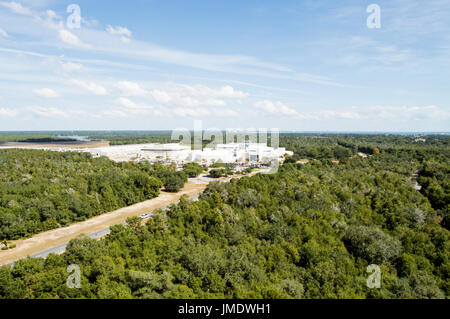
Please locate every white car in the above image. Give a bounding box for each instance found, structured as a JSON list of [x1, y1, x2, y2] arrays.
[[139, 213, 153, 219]]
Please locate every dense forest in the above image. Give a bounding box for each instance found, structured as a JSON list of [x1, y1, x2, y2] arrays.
[[280, 134, 449, 161], [0, 132, 77, 144], [0, 133, 448, 299], [0, 149, 197, 240]]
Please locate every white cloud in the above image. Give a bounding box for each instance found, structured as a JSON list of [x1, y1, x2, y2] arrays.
[[0, 28, 8, 38], [108, 97, 158, 117], [102, 109, 128, 118], [106, 25, 132, 44], [176, 96, 225, 107], [0, 107, 18, 117], [220, 85, 248, 98], [109, 85, 243, 118], [171, 84, 247, 99], [171, 106, 237, 118], [253, 101, 450, 121], [155, 93, 224, 107], [59, 29, 80, 45], [26, 106, 86, 118], [45, 9, 57, 19], [216, 108, 239, 117], [58, 29, 90, 48], [318, 110, 363, 120], [115, 81, 148, 97], [197, 85, 248, 99], [116, 97, 151, 110], [313, 105, 450, 121], [152, 89, 172, 104], [33, 88, 59, 98], [149, 84, 248, 108], [120, 36, 131, 44], [254, 104, 450, 121], [61, 62, 83, 73], [43, 9, 63, 30], [0, 3, 351, 88], [70, 79, 108, 95], [106, 25, 132, 37], [0, 1, 32, 16], [28, 106, 68, 118], [363, 105, 450, 120], [254, 100, 299, 116], [172, 107, 209, 117]]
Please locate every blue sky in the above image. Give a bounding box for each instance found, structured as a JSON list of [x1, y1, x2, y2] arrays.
[[0, 0, 449, 131]]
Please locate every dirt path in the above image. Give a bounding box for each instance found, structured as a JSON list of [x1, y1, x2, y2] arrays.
[[0, 172, 260, 266]]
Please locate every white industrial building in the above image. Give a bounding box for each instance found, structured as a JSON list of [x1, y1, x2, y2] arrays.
[[0, 142, 293, 165], [188, 143, 293, 164], [86, 142, 293, 164]]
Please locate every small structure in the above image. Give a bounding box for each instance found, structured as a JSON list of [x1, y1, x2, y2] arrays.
[[357, 152, 368, 158]]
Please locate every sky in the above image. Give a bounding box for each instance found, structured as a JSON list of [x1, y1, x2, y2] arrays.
[[0, 0, 449, 132]]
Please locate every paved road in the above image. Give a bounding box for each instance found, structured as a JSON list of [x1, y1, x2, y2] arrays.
[[1, 171, 265, 268], [3, 194, 200, 267]]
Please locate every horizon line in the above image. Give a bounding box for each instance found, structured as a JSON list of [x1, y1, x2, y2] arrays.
[[0, 130, 449, 135]]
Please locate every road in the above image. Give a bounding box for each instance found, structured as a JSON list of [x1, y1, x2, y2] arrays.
[[0, 171, 262, 266], [25, 195, 198, 263]]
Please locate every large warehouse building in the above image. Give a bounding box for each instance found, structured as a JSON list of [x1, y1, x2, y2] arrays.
[[87, 142, 293, 164]]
